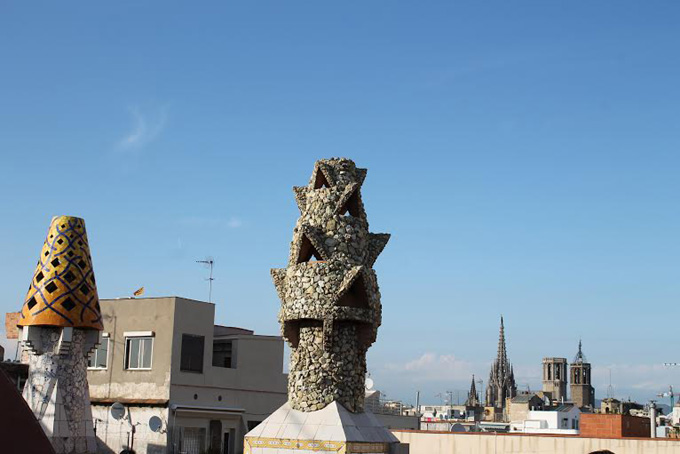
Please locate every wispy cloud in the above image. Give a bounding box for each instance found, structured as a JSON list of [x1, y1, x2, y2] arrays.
[[177, 216, 244, 229], [375, 355, 677, 406], [592, 363, 676, 394], [226, 217, 243, 228], [117, 105, 169, 150], [169, 236, 186, 260], [385, 352, 477, 382]]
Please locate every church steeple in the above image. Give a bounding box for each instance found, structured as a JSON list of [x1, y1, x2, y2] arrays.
[[485, 316, 517, 411], [497, 315, 507, 365], [570, 339, 594, 409], [573, 338, 587, 363], [466, 375, 479, 406]]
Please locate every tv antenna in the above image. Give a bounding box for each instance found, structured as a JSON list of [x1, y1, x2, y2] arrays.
[[196, 257, 214, 303]]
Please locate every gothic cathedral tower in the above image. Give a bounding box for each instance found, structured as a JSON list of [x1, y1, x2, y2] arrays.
[[542, 357, 568, 403], [570, 340, 595, 409], [485, 317, 517, 410]]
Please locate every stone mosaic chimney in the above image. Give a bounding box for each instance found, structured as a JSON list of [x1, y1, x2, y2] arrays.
[[18, 216, 102, 454], [245, 159, 407, 454], [271, 158, 390, 413]]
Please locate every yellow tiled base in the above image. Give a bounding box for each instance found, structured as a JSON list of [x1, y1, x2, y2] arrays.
[[244, 437, 389, 454]]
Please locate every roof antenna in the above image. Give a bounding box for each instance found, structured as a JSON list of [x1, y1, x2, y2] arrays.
[[196, 257, 215, 303]]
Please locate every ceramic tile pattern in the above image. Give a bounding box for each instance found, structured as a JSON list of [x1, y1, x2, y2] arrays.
[[19, 215, 103, 330], [18, 215, 102, 453]]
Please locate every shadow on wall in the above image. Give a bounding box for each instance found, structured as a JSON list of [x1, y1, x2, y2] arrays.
[[147, 445, 165, 454], [95, 438, 164, 454], [96, 437, 115, 454]]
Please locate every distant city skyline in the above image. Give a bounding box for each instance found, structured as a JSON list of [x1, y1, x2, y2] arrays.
[[2, 2, 680, 408]]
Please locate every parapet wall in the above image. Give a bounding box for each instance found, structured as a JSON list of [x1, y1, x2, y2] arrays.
[[392, 430, 680, 454]]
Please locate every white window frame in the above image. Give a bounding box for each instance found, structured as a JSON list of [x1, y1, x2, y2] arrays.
[[88, 334, 110, 370], [124, 335, 154, 370]]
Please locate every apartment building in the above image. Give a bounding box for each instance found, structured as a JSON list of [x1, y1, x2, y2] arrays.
[[510, 404, 581, 435], [87, 297, 287, 454]]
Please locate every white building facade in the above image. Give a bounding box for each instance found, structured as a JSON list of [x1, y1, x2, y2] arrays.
[[87, 297, 287, 454], [510, 405, 581, 435]]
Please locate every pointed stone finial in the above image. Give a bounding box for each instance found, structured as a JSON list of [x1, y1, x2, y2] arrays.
[[466, 374, 479, 406], [497, 315, 507, 363], [574, 338, 588, 363]]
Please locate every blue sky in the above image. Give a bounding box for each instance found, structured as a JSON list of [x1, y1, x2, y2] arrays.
[[1, 1, 680, 406]]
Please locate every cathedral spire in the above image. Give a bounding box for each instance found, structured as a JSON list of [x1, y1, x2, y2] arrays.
[[466, 375, 479, 406], [486, 316, 517, 410], [497, 315, 507, 365], [573, 338, 588, 363]]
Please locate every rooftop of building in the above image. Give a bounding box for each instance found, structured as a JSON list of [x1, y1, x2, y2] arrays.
[[511, 394, 540, 403], [98, 296, 281, 340], [391, 428, 680, 442], [101, 295, 213, 305], [214, 325, 255, 337], [553, 404, 577, 412], [0, 369, 56, 453]]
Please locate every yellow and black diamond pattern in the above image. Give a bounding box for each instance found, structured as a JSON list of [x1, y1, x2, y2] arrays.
[[18, 215, 103, 330]]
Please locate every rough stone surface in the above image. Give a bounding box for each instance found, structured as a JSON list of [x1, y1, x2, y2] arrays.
[[22, 327, 98, 454], [272, 158, 390, 413]]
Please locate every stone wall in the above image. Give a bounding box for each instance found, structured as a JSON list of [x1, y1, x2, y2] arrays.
[[23, 327, 99, 453], [91, 405, 168, 454], [571, 382, 595, 409], [393, 430, 680, 454], [288, 322, 366, 412]]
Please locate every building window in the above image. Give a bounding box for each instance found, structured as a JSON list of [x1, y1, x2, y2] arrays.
[[88, 337, 109, 369], [177, 427, 206, 454], [125, 337, 153, 370], [213, 340, 234, 368], [180, 334, 205, 373]]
